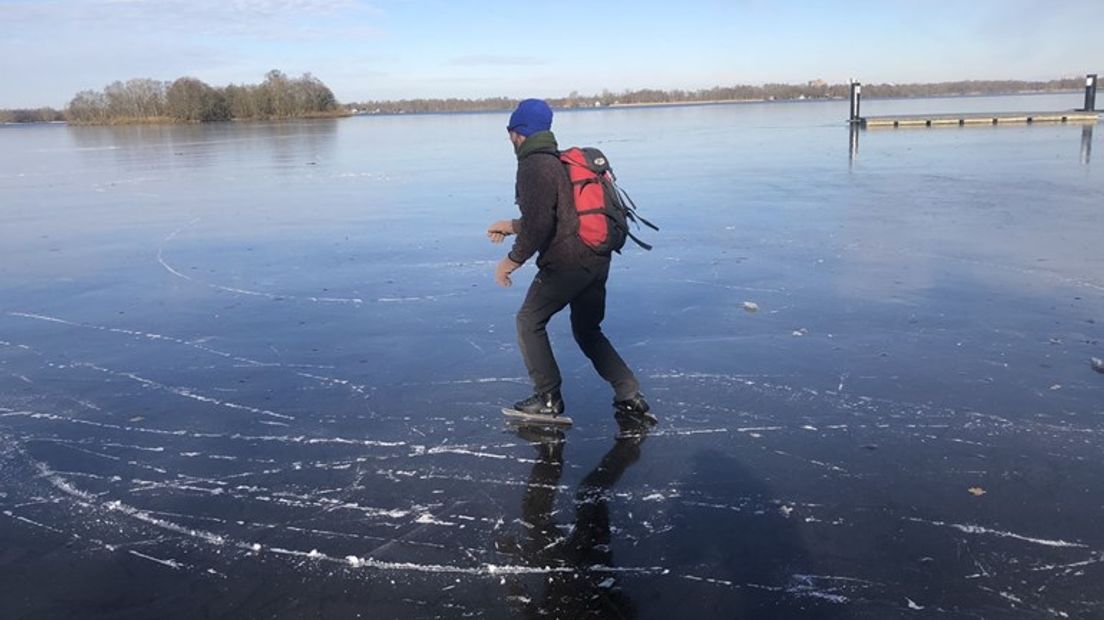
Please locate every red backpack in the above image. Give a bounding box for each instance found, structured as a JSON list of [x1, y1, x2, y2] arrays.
[[559, 147, 657, 254]]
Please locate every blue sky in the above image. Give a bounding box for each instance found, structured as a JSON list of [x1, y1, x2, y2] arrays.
[[1, 0, 1099, 107]]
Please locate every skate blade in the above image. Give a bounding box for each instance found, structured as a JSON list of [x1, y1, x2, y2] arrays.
[[501, 408, 574, 427]]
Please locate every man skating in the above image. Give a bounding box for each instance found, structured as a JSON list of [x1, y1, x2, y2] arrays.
[[487, 98, 653, 425]]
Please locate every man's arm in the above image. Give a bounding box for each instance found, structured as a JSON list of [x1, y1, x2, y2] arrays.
[[486, 219, 516, 244], [507, 163, 556, 265]]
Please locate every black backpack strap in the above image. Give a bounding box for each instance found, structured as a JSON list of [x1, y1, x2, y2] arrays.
[[626, 230, 653, 251], [628, 209, 659, 232], [616, 186, 659, 231], [606, 216, 652, 251]]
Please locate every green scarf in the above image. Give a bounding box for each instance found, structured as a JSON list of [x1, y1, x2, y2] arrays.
[[515, 130, 558, 160]]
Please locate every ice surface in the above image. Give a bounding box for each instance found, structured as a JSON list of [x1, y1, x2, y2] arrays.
[[1, 96, 1103, 618]]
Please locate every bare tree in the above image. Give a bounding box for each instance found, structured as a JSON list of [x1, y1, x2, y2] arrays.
[[67, 90, 109, 123], [166, 77, 229, 122]]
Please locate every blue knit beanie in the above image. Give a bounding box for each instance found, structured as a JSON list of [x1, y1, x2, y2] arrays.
[[507, 99, 553, 136]]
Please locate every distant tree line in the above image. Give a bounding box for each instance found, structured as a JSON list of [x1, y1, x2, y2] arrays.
[[860, 78, 1085, 99], [349, 96, 518, 115], [61, 70, 339, 124], [1, 76, 1088, 123], [348, 78, 1085, 114], [0, 107, 65, 123]]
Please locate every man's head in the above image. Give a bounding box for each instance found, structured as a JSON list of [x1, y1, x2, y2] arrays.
[[507, 98, 553, 147]]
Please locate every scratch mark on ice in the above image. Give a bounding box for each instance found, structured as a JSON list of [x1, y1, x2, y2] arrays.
[[908, 518, 1088, 548], [128, 550, 183, 570]]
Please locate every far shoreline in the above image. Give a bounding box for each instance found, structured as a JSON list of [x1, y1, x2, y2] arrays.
[[1, 90, 1085, 126], [348, 89, 1085, 118]]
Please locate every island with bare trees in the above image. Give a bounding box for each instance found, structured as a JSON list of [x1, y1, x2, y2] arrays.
[[58, 70, 341, 125]]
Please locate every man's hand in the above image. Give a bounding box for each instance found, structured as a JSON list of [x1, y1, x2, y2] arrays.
[[487, 219, 516, 244], [494, 256, 522, 287]]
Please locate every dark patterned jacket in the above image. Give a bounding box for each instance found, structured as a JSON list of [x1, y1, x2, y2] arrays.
[[508, 131, 608, 271]]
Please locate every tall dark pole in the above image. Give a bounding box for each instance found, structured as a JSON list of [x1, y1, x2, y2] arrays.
[[849, 81, 862, 124], [1084, 74, 1097, 112]]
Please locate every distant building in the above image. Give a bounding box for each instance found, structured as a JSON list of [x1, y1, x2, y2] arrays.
[[807, 79, 828, 89]]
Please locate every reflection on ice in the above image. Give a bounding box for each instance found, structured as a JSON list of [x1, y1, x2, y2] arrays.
[[1082, 124, 1093, 164]]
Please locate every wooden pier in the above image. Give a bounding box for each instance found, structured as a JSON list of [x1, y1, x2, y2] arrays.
[[846, 74, 1099, 129], [861, 110, 1098, 128]]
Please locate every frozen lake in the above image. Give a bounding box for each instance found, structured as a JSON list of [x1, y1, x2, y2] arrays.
[[1, 94, 1102, 619]]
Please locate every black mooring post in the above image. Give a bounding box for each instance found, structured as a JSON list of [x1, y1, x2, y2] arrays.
[[1084, 74, 1097, 112], [849, 81, 862, 123]]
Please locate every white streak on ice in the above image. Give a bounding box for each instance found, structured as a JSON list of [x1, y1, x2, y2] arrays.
[[73, 362, 295, 421], [1032, 554, 1104, 572], [2, 411, 406, 450], [7, 313, 372, 400], [415, 513, 458, 526], [4, 509, 67, 535], [908, 518, 1088, 548], [425, 377, 527, 386], [157, 225, 365, 305], [424, 446, 509, 460], [128, 550, 183, 570], [39, 464, 227, 546]]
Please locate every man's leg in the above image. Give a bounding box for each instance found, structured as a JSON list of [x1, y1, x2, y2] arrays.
[[569, 263, 640, 401], [516, 269, 590, 395]]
